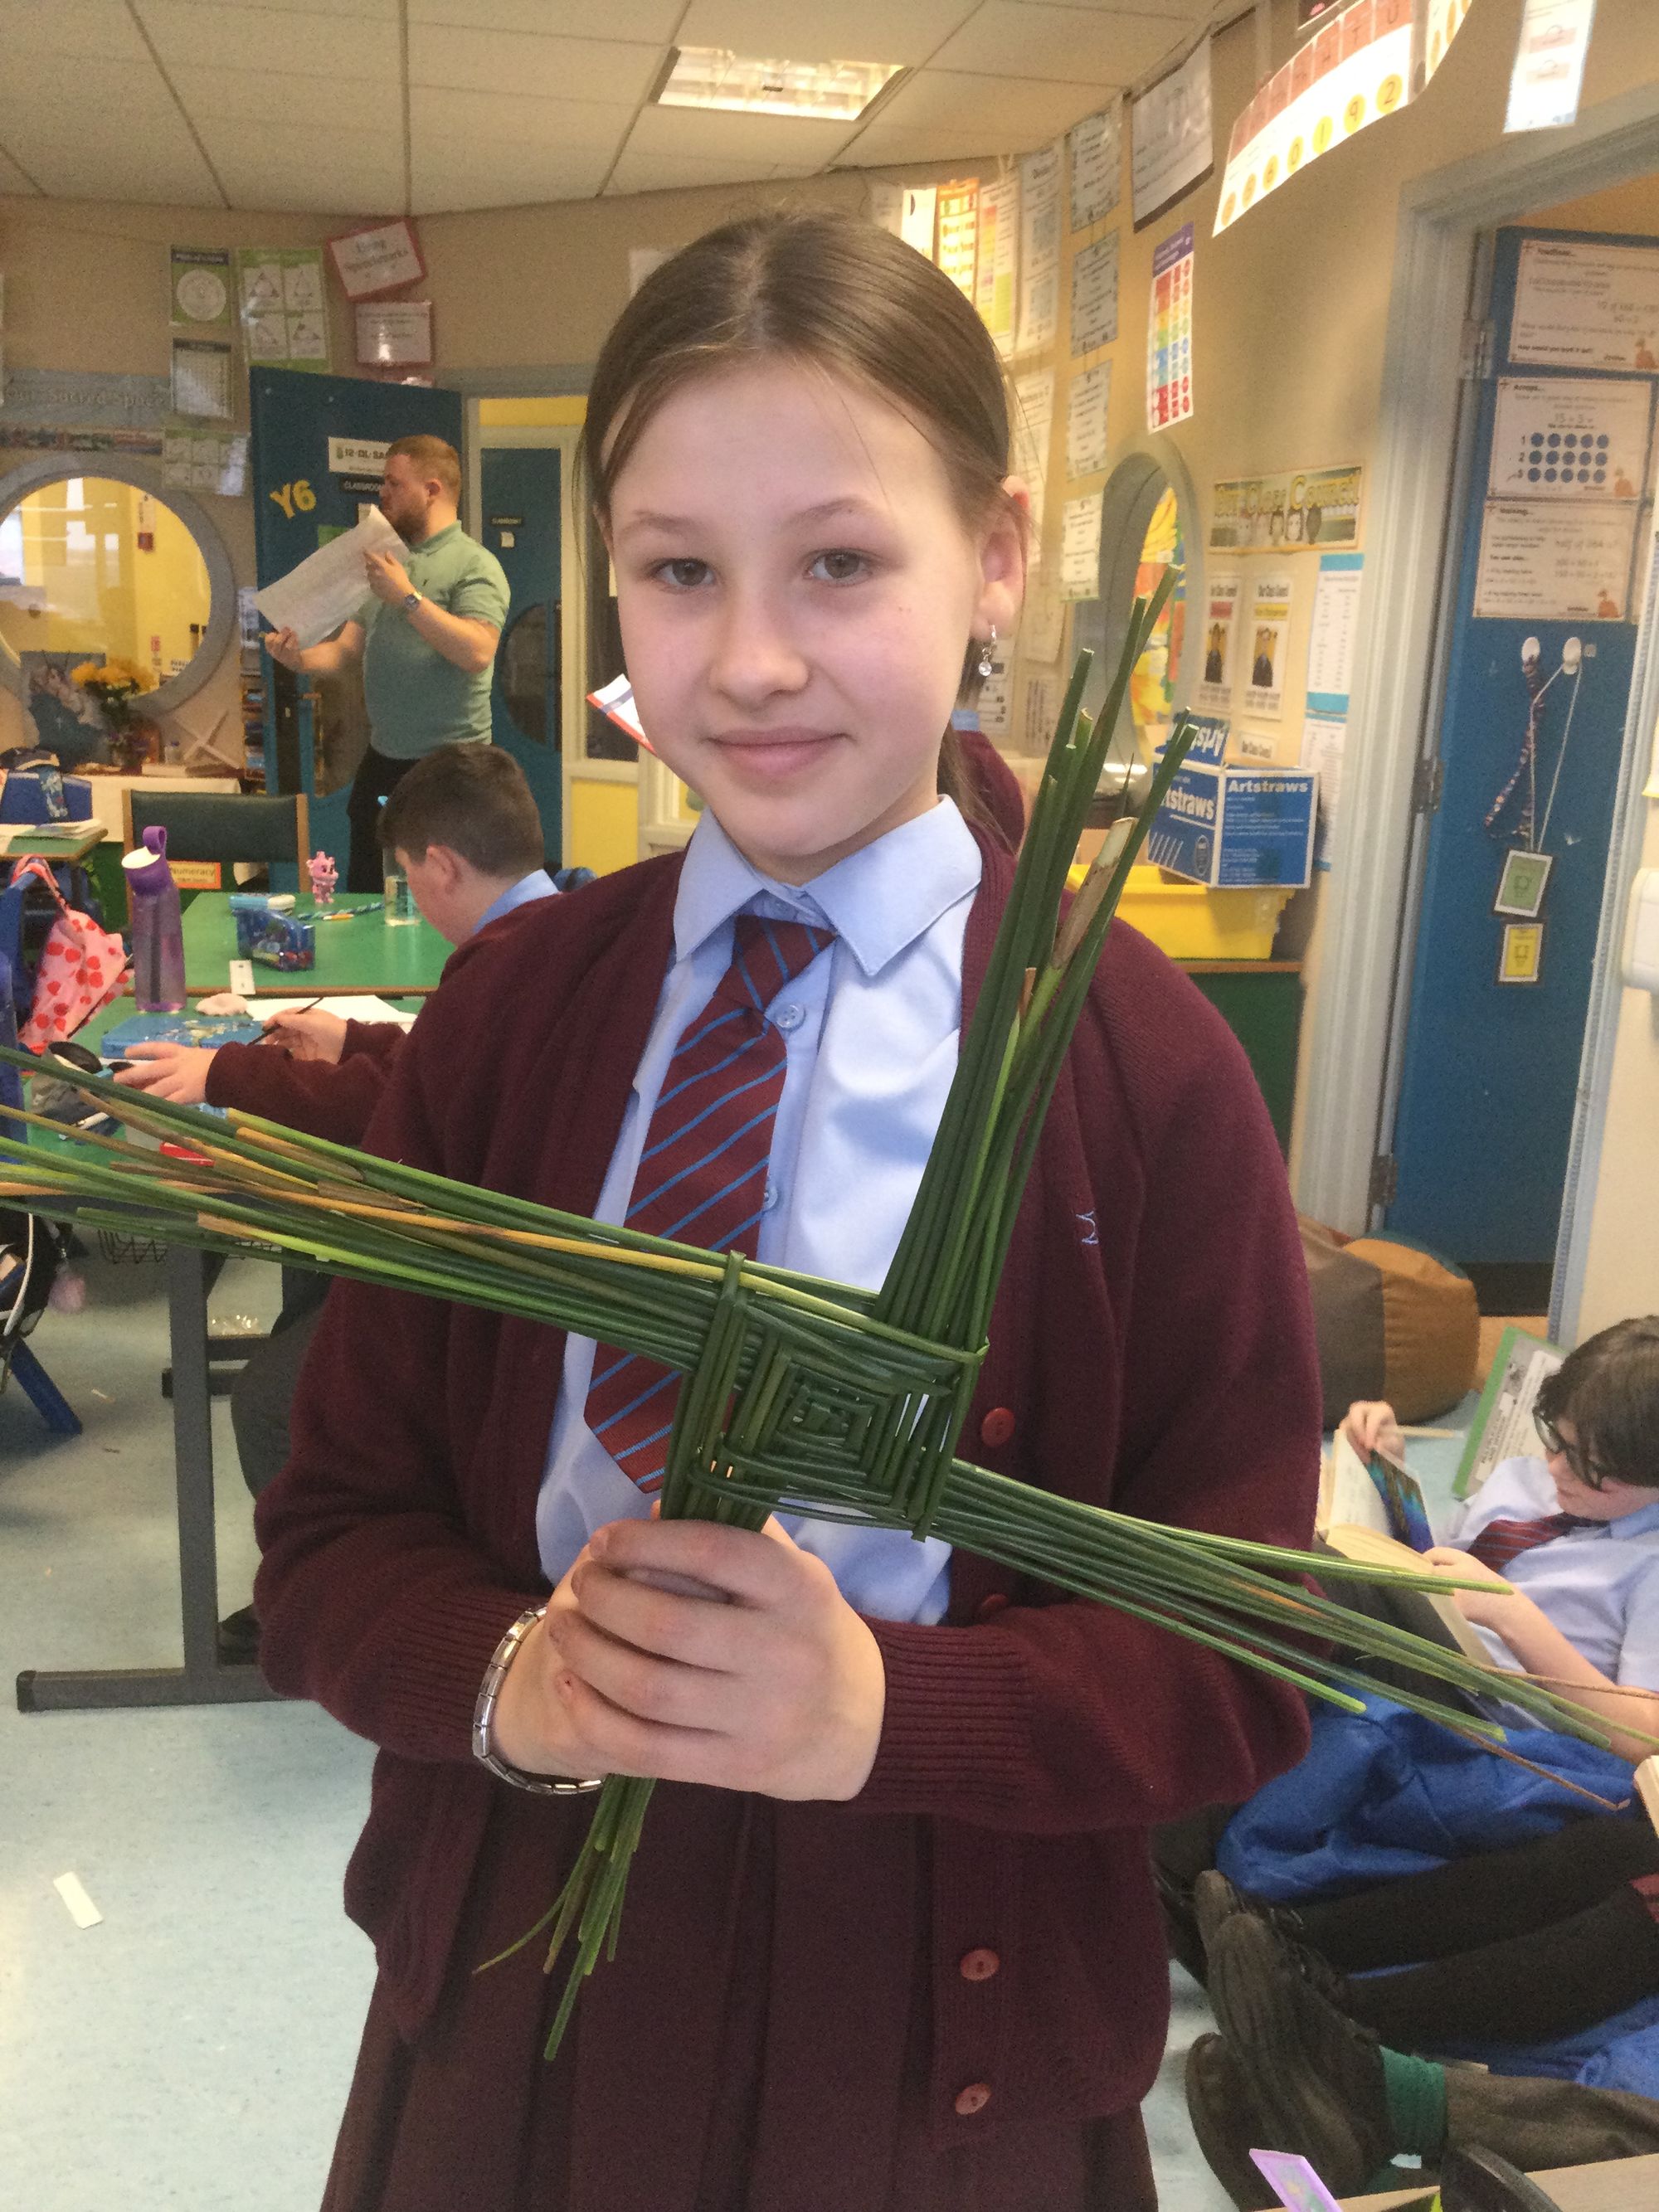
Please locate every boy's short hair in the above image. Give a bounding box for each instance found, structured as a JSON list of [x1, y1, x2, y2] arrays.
[[378, 744, 545, 881], [384, 433, 461, 500], [1535, 1315, 1659, 1490]]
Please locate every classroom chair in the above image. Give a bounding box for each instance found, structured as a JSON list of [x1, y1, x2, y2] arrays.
[[121, 788, 310, 873]]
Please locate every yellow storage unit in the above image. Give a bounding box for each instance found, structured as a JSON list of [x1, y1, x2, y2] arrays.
[[1068, 863, 1292, 960]]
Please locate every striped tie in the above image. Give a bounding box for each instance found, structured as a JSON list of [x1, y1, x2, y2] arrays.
[[1467, 1512, 1596, 1573], [583, 912, 834, 1493]]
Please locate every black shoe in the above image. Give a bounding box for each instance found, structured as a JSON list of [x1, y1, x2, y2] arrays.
[[1194, 1868, 1311, 1958], [1206, 1913, 1393, 2193], [1184, 2035, 1281, 2211], [216, 1604, 261, 1665]]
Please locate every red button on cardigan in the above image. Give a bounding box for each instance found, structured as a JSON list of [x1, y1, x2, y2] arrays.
[[954, 2083, 993, 2117], [980, 1406, 1015, 1447], [974, 1592, 1010, 1622], [959, 1947, 1000, 1981]]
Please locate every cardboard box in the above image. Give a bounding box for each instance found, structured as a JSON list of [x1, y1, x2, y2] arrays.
[[1146, 741, 1315, 890]]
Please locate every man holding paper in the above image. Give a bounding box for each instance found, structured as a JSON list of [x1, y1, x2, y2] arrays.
[[263, 435, 509, 889]]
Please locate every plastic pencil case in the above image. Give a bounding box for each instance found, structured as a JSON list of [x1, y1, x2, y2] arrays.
[[233, 907, 314, 970]]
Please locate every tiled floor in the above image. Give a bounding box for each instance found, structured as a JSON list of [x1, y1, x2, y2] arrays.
[[1, 1250, 1232, 2212]]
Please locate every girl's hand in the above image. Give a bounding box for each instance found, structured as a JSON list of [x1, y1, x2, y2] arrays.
[[1421, 1546, 1530, 1631], [262, 1007, 349, 1062], [1343, 1399, 1404, 1460], [115, 1042, 216, 1104], [536, 1515, 888, 1802], [488, 1542, 636, 1783]]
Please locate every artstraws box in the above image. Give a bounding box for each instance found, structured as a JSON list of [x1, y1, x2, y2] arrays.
[[1146, 717, 1315, 890]]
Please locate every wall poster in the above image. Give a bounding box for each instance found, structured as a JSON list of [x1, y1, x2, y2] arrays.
[[236, 247, 330, 371], [1011, 368, 1055, 560], [975, 176, 1019, 359], [937, 179, 980, 299], [1474, 500, 1638, 621], [1511, 237, 1659, 372], [1489, 377, 1652, 500], [1066, 362, 1112, 479], [1211, 464, 1364, 552], [1196, 572, 1242, 710], [1016, 146, 1062, 355], [1131, 36, 1213, 228], [1243, 573, 1294, 718], [1069, 231, 1120, 357], [1068, 104, 1122, 231], [1146, 222, 1194, 431]]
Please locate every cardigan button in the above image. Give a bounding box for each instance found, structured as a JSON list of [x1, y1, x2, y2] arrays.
[[974, 1592, 1010, 1622], [954, 2082, 993, 2117], [979, 1407, 1015, 1448], [959, 1947, 1000, 1982]]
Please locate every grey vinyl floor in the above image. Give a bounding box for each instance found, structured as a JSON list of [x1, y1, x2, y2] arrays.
[[1, 1250, 1233, 2212]]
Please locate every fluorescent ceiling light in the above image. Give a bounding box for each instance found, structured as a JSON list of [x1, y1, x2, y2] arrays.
[[655, 47, 906, 123]]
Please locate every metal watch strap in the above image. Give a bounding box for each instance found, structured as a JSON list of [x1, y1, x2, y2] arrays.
[[471, 1604, 603, 1796], [402, 589, 422, 612]]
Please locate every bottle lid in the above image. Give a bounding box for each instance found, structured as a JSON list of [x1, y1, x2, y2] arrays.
[[122, 824, 173, 892]]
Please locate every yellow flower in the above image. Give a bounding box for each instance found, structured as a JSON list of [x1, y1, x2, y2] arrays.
[[69, 660, 105, 688]]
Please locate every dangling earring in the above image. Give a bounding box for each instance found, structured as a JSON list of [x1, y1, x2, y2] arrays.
[[976, 625, 997, 681]]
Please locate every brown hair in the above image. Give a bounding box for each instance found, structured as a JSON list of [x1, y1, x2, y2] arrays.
[[379, 744, 544, 880], [1535, 1315, 1659, 1491], [581, 211, 1024, 846], [385, 433, 461, 502]]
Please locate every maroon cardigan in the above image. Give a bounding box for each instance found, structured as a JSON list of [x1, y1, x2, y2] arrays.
[[255, 834, 1318, 2150], [205, 1017, 405, 1146]]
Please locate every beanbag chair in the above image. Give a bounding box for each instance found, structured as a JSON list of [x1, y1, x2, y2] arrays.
[[1301, 1217, 1479, 1427]]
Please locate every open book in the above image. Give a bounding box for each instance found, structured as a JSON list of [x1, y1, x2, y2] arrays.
[[1318, 1432, 1495, 1670]]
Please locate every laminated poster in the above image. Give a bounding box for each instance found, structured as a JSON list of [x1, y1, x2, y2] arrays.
[[236, 248, 330, 372], [162, 425, 248, 498], [1016, 146, 1062, 356], [1068, 104, 1122, 232], [327, 218, 425, 301], [1059, 494, 1104, 603], [170, 338, 232, 422], [1069, 231, 1119, 359], [1506, 0, 1597, 135], [900, 187, 937, 260], [1299, 712, 1347, 870], [1210, 464, 1363, 552], [1473, 501, 1637, 622], [1012, 369, 1055, 563], [1146, 223, 1194, 432], [169, 246, 232, 332], [975, 177, 1019, 361], [937, 180, 979, 300], [977, 647, 1012, 738], [1306, 552, 1364, 714], [1195, 572, 1241, 710], [1243, 574, 1293, 719], [1065, 362, 1112, 480], [1489, 377, 1651, 502], [1511, 237, 1659, 372], [1131, 36, 1213, 229], [1019, 581, 1066, 666]]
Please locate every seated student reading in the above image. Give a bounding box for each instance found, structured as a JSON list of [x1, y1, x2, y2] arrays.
[[1345, 1315, 1659, 1761]]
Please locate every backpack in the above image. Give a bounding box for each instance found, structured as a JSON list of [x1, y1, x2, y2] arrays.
[[5, 858, 128, 1048]]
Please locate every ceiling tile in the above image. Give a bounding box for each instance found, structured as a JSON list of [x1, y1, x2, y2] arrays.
[[865, 67, 1101, 140], [410, 0, 680, 38], [410, 85, 638, 152], [0, 0, 148, 61], [932, 2, 1177, 85], [135, 0, 399, 17], [0, 114, 223, 205], [624, 103, 856, 166], [1014, 0, 1204, 13], [170, 65, 399, 128], [410, 139, 614, 213], [605, 146, 788, 197], [674, 0, 976, 69], [0, 55, 183, 119], [835, 120, 1001, 166], [138, 0, 397, 80], [0, 142, 45, 192], [408, 26, 664, 105], [195, 114, 404, 197]]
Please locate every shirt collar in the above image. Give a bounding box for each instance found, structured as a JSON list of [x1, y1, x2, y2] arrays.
[[410, 522, 461, 558], [673, 800, 982, 979], [1607, 1496, 1659, 1540], [476, 867, 557, 933]]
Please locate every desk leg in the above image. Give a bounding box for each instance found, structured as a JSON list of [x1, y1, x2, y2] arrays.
[[17, 1246, 278, 1713]]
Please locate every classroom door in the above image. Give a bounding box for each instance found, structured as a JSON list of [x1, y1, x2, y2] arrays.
[[478, 444, 562, 864], [250, 368, 464, 869], [1384, 226, 1658, 1299]]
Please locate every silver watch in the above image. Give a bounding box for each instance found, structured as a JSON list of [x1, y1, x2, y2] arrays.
[[472, 1605, 604, 1796], [402, 589, 422, 614]]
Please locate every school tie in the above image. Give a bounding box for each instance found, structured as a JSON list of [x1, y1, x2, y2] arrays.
[[583, 912, 834, 1493], [1466, 1512, 1598, 1573]]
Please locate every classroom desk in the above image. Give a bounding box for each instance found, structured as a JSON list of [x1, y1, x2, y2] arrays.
[[0, 827, 105, 866], [13, 990, 402, 1715], [182, 892, 450, 997], [1323, 2152, 1659, 2212]]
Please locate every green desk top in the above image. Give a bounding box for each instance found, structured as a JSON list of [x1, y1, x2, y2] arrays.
[[182, 893, 451, 997], [1, 828, 103, 864]]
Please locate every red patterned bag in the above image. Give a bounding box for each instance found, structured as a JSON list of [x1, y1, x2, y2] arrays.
[[9, 858, 129, 1048]]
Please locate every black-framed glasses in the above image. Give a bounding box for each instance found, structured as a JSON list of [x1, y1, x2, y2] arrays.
[[1535, 1414, 1613, 1489]]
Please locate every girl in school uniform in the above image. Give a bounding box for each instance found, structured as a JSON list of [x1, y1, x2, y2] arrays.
[[254, 211, 1321, 2212]]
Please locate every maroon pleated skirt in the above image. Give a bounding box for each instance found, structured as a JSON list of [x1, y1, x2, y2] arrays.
[[319, 1784, 1157, 2212]]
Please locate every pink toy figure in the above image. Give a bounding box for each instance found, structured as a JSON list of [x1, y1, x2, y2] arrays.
[[307, 850, 338, 907]]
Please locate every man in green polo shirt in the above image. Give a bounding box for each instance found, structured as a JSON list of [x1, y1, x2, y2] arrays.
[[264, 435, 511, 889]]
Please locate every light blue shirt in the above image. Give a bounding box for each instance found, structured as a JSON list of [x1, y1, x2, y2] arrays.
[[536, 800, 982, 1621], [476, 867, 557, 932], [1453, 1455, 1659, 1687]]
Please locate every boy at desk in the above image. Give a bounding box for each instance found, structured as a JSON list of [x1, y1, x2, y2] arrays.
[[115, 747, 561, 1653], [115, 746, 558, 1140]]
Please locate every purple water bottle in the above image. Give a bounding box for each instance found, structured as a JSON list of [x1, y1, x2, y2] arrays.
[[121, 826, 186, 1014], [0, 952, 22, 1139]]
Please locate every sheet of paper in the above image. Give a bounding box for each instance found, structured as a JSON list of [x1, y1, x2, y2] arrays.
[[1131, 36, 1212, 227], [868, 182, 903, 238], [1066, 362, 1112, 479], [255, 508, 404, 648], [1242, 573, 1293, 718], [1068, 104, 1122, 231], [1455, 1325, 1565, 1500], [1146, 222, 1194, 431], [170, 246, 232, 331], [1019, 580, 1066, 665], [1195, 572, 1241, 710], [937, 179, 979, 299], [53, 1872, 103, 1930], [900, 185, 937, 260], [1011, 369, 1054, 560], [1511, 235, 1659, 371], [1069, 232, 1119, 357], [1059, 494, 1103, 602], [976, 650, 1011, 737], [251, 994, 416, 1028], [171, 338, 232, 421], [975, 176, 1019, 359], [1474, 499, 1637, 620], [1306, 552, 1365, 712], [1300, 712, 1347, 870], [1506, 0, 1597, 134], [1490, 375, 1650, 500], [1016, 146, 1061, 354]]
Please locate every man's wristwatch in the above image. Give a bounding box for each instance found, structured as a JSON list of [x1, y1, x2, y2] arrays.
[[402, 589, 422, 614]]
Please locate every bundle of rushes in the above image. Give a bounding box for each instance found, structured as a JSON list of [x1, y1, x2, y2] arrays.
[[4, 586, 1647, 2055]]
